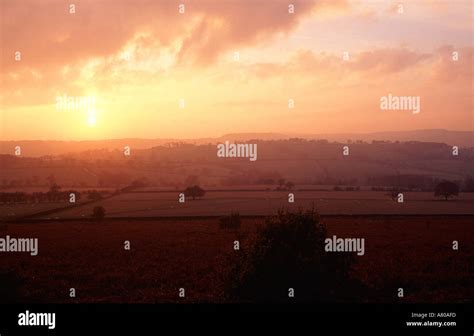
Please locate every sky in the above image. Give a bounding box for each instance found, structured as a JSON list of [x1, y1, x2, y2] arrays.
[[0, 0, 472, 140]]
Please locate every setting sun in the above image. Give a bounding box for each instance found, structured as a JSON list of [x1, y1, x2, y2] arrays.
[[1, 0, 472, 141], [87, 111, 97, 127]]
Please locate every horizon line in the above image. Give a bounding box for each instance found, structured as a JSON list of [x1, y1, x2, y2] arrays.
[[1, 128, 473, 143]]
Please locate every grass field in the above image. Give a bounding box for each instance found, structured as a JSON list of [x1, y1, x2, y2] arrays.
[[1, 215, 472, 303], [0, 202, 69, 220], [26, 191, 474, 219]]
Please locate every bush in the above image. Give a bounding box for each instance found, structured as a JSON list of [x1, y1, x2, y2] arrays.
[[184, 185, 206, 200], [92, 206, 106, 221], [225, 209, 367, 302], [219, 212, 241, 230], [388, 188, 401, 201], [434, 181, 459, 200]]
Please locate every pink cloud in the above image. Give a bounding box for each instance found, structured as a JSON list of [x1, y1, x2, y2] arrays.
[[1, 0, 347, 70]]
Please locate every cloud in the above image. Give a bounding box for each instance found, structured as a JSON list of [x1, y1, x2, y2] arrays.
[[431, 45, 473, 81], [1, 0, 347, 71], [1, 0, 470, 138], [242, 47, 434, 82], [176, 0, 323, 65], [350, 48, 432, 74]]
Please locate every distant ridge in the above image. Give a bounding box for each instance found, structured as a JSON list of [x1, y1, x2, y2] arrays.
[[217, 132, 289, 141], [0, 129, 472, 157], [296, 129, 473, 147]]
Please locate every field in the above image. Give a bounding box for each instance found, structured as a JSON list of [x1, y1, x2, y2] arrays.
[[0, 202, 69, 220], [25, 190, 474, 219], [1, 215, 473, 303]]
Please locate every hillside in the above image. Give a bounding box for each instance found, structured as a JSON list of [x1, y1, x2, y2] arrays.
[[1, 129, 472, 157]]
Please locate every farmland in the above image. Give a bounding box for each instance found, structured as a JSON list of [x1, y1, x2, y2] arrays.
[[0, 138, 473, 304], [0, 202, 70, 220], [0, 215, 472, 303], [23, 190, 474, 220]]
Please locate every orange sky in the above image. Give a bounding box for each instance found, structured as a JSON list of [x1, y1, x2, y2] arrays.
[[0, 0, 472, 140]]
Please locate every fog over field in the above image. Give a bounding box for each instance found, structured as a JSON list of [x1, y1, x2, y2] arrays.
[[1, 135, 473, 221]]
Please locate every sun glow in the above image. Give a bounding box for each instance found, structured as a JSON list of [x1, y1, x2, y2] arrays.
[[87, 110, 97, 127]]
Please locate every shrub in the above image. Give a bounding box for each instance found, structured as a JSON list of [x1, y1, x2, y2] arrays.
[[92, 206, 106, 221], [184, 185, 206, 200], [285, 181, 295, 190], [434, 181, 459, 200], [388, 188, 402, 201], [225, 209, 367, 302]]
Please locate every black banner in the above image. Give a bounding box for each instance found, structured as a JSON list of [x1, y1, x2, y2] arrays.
[[0, 303, 472, 335]]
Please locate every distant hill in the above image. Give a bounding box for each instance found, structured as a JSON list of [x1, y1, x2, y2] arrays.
[[296, 129, 473, 147], [0, 129, 471, 157], [1, 138, 473, 190], [217, 133, 289, 141]]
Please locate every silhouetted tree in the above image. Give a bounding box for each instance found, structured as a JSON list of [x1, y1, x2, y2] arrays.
[[184, 185, 206, 200], [388, 188, 401, 201], [225, 209, 367, 302], [434, 181, 459, 200], [92, 206, 106, 221]]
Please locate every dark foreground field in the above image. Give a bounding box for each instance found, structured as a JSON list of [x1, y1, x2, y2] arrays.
[[0, 215, 473, 303]]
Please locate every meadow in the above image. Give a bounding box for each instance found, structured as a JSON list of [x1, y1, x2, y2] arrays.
[[0, 215, 472, 303], [29, 190, 474, 219]]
